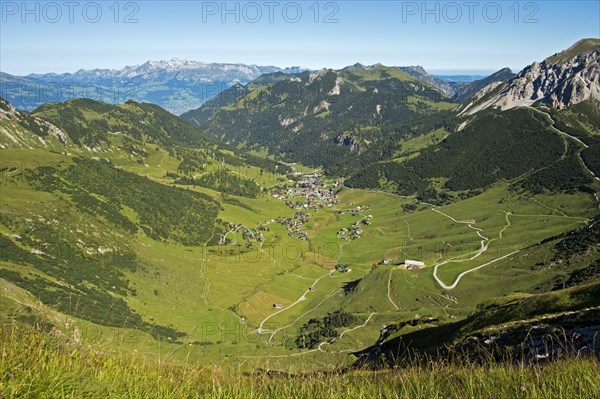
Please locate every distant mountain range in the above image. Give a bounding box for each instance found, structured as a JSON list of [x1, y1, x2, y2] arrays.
[[433, 75, 488, 82], [1, 59, 513, 115], [397, 65, 515, 101], [2, 39, 597, 124], [181, 38, 599, 202], [0, 60, 306, 114]]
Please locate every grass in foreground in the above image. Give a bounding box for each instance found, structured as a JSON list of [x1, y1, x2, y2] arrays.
[[1, 323, 599, 398]]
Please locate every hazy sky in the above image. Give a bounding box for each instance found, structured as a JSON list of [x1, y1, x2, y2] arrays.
[[1, 0, 599, 75]]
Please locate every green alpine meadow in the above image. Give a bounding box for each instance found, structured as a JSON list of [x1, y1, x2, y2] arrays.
[[1, 2, 599, 396]]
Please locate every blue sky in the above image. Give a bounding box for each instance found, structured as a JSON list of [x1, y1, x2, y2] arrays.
[[1, 0, 599, 75]]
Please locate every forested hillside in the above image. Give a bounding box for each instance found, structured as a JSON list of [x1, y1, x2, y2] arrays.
[[182, 65, 458, 175], [346, 106, 595, 201]]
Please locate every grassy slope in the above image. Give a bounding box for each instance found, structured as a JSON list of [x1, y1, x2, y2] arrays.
[[1, 321, 598, 398], [545, 38, 600, 65], [2, 147, 598, 368], [2, 98, 600, 375]]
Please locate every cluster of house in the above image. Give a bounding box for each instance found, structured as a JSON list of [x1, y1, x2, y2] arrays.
[[271, 174, 340, 212], [217, 175, 344, 248], [337, 214, 373, 241], [360, 215, 373, 225], [276, 211, 311, 240], [268, 174, 343, 241], [337, 225, 362, 241], [335, 263, 352, 273]]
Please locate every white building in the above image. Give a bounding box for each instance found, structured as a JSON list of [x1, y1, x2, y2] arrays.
[[404, 260, 426, 269]]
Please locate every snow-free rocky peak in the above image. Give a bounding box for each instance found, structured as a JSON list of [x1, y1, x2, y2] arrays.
[[460, 39, 600, 115]]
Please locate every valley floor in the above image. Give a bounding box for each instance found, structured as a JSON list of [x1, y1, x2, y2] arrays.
[[1, 143, 599, 371]]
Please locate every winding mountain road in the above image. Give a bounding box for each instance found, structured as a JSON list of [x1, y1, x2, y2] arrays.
[[532, 108, 599, 182], [430, 209, 518, 290], [433, 250, 520, 290]]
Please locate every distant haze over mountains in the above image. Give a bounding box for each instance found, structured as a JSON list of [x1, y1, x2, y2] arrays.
[[25, 58, 307, 82], [1, 59, 505, 115], [3, 38, 596, 117], [434, 75, 488, 83], [0, 59, 307, 115]]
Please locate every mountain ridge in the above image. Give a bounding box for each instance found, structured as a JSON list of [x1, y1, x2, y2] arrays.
[[460, 38, 600, 115], [25, 58, 307, 82], [1, 60, 308, 115], [181, 64, 457, 176]]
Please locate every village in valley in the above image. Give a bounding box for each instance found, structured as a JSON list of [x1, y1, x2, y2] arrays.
[[271, 173, 340, 240], [216, 172, 426, 276], [216, 172, 341, 246]]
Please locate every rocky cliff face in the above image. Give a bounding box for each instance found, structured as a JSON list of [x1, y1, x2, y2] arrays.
[[460, 39, 600, 115], [0, 97, 68, 149]]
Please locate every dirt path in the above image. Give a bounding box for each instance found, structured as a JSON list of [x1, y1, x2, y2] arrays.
[[242, 312, 378, 358], [259, 241, 349, 335], [402, 218, 413, 241], [532, 108, 600, 182], [257, 269, 335, 334], [338, 312, 377, 338], [387, 268, 400, 310], [198, 228, 218, 304], [198, 253, 210, 304], [267, 288, 342, 342], [509, 213, 588, 221], [530, 197, 567, 217], [432, 208, 489, 244], [430, 206, 586, 290]]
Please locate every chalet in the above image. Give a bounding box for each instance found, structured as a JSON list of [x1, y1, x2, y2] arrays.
[[404, 260, 426, 270]]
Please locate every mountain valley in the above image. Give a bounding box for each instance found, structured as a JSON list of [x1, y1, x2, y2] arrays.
[[1, 38, 600, 397]]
